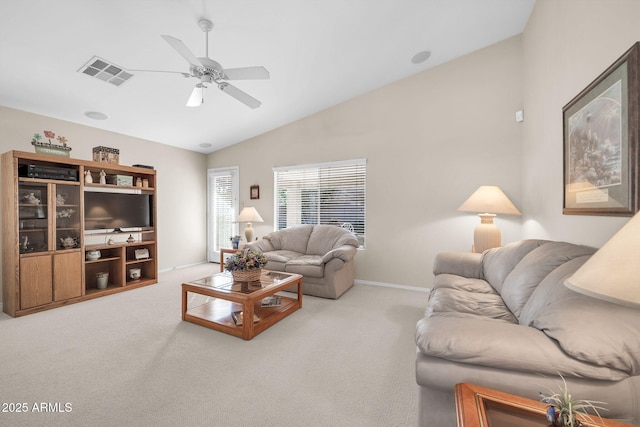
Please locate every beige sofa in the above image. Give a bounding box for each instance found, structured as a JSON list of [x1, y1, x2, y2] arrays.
[[416, 239, 640, 427], [245, 224, 359, 299]]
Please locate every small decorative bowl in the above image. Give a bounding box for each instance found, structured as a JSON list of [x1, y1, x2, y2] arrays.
[[129, 268, 141, 280], [86, 250, 101, 260]]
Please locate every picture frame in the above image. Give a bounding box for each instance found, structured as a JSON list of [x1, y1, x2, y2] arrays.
[[563, 42, 640, 216], [250, 185, 260, 200], [134, 248, 149, 260]]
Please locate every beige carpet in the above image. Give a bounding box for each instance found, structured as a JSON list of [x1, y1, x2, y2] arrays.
[[0, 263, 427, 427]]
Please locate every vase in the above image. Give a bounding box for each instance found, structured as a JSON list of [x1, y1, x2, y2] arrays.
[[232, 269, 262, 282], [96, 272, 109, 289]]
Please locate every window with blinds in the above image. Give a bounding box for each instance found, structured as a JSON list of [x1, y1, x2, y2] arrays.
[[207, 167, 238, 261], [273, 159, 366, 247]]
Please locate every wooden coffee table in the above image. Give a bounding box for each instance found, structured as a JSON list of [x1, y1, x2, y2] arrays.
[[455, 383, 632, 427], [182, 270, 302, 340]]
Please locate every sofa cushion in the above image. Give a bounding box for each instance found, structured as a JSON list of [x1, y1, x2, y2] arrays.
[[306, 224, 359, 255], [500, 242, 596, 319], [533, 283, 640, 375], [482, 239, 548, 293], [284, 255, 325, 278], [263, 250, 302, 264], [426, 288, 517, 323], [265, 224, 314, 253], [415, 316, 628, 380], [519, 256, 590, 326], [432, 274, 497, 295]]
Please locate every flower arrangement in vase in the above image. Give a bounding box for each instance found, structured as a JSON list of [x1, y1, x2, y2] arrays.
[[540, 376, 607, 427], [224, 249, 267, 282]]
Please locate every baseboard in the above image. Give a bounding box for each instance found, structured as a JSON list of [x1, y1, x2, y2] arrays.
[[159, 261, 211, 273], [158, 263, 430, 293], [355, 279, 429, 292]]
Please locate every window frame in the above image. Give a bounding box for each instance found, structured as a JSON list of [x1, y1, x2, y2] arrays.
[[273, 158, 366, 248]]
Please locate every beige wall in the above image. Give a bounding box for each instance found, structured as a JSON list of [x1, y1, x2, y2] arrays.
[[208, 36, 525, 288], [0, 106, 208, 279], [521, 0, 639, 245]]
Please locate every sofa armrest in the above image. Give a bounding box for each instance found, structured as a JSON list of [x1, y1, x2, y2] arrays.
[[245, 239, 276, 253], [432, 252, 483, 279], [322, 245, 357, 263]]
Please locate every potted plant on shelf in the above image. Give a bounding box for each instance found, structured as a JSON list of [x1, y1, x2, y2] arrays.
[[540, 376, 607, 427], [224, 249, 268, 282]]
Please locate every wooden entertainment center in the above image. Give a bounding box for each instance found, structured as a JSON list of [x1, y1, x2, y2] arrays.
[[1, 150, 158, 317]]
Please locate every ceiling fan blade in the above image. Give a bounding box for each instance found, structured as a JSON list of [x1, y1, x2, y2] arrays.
[[223, 66, 270, 80], [218, 82, 261, 109], [126, 68, 191, 77], [161, 35, 202, 69]]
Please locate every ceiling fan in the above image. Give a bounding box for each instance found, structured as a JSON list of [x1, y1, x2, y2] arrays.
[[139, 19, 269, 109]]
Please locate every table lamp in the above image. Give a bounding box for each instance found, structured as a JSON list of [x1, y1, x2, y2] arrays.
[[458, 185, 521, 253], [565, 212, 640, 308], [237, 206, 264, 243]]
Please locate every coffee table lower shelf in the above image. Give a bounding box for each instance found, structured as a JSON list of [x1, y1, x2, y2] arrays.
[[183, 295, 300, 339]]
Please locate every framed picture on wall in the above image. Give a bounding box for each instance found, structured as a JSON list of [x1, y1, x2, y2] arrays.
[[563, 42, 640, 216], [250, 185, 260, 200]]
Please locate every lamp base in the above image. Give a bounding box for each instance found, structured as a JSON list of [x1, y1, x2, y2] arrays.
[[473, 214, 501, 253], [244, 222, 254, 243]]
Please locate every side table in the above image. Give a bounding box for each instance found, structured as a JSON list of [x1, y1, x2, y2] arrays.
[[219, 247, 243, 272], [455, 383, 632, 427]]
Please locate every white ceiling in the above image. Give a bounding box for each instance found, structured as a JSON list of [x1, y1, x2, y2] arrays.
[[0, 0, 535, 153]]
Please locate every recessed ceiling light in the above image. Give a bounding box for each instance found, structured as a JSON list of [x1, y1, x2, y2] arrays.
[[199, 143, 212, 148], [411, 50, 431, 64], [85, 111, 108, 120]]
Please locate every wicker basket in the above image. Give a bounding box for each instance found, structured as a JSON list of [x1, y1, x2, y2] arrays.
[[231, 269, 262, 282]]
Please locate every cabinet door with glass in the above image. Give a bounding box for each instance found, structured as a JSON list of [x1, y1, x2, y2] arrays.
[[18, 182, 81, 253], [54, 184, 81, 250], [18, 182, 49, 254]]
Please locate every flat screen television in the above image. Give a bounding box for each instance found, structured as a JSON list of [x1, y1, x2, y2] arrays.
[[84, 192, 153, 231]]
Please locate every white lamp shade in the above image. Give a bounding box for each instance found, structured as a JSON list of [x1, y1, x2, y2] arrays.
[[458, 186, 521, 215], [186, 84, 204, 107], [565, 213, 640, 308], [237, 207, 264, 223]]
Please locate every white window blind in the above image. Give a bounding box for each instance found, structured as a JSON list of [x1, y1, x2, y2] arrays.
[[207, 168, 238, 261], [274, 159, 366, 247]]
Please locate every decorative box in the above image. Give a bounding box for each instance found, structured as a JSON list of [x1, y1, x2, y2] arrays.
[[106, 174, 133, 186], [93, 146, 119, 164]]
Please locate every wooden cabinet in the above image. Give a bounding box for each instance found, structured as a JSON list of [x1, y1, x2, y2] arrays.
[[2, 150, 157, 317], [53, 251, 82, 301], [19, 255, 52, 309]]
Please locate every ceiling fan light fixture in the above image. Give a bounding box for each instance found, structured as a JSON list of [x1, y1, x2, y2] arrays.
[[187, 84, 205, 107]]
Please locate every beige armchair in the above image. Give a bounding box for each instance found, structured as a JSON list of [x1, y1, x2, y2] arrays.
[[245, 224, 359, 299]]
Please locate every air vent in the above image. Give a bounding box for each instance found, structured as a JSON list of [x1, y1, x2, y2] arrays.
[[78, 56, 133, 86]]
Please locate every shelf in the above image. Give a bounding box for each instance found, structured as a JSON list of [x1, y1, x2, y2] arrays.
[[125, 278, 155, 286], [85, 285, 119, 295], [185, 295, 298, 329], [85, 256, 121, 264], [84, 183, 155, 191], [126, 257, 154, 265], [85, 240, 154, 250], [18, 177, 79, 185]]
